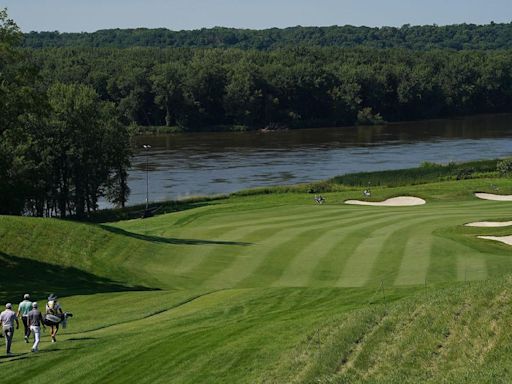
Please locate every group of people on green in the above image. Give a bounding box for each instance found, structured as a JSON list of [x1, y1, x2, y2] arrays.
[[0, 293, 64, 355]]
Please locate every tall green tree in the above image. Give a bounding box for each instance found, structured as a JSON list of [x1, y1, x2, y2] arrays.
[[0, 9, 132, 217], [48, 83, 131, 217], [150, 62, 186, 127], [0, 9, 49, 215]]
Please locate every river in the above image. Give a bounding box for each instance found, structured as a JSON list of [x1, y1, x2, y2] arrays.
[[126, 114, 512, 206]]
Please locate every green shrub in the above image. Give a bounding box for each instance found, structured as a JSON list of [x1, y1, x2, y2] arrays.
[[356, 107, 384, 125], [497, 159, 512, 176]]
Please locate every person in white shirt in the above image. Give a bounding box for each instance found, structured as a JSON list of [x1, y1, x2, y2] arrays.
[[0, 303, 19, 355]]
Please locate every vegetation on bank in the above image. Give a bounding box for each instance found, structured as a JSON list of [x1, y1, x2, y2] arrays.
[[22, 22, 512, 51], [29, 47, 512, 131], [0, 10, 132, 218], [330, 159, 502, 187]]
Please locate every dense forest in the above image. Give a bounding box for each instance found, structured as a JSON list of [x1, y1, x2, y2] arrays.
[[0, 10, 131, 217], [29, 47, 512, 130], [22, 23, 512, 50]]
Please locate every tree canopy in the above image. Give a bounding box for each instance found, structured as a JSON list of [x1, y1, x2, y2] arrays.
[[27, 46, 512, 130], [0, 9, 131, 217], [22, 23, 512, 51]]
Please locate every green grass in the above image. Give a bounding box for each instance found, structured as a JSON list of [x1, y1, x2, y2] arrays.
[[330, 159, 501, 187], [1, 175, 512, 383]]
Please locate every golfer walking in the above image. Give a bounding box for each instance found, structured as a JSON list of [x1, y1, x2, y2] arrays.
[[17, 293, 32, 342], [0, 303, 19, 355], [46, 294, 63, 343], [27, 302, 45, 352]]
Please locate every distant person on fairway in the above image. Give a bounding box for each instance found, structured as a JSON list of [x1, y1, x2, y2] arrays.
[[314, 195, 325, 204], [17, 293, 32, 343], [46, 294, 63, 343], [28, 302, 45, 352], [0, 303, 19, 355]]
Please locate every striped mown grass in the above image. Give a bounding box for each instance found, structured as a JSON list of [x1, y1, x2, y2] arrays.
[[0, 176, 511, 382]]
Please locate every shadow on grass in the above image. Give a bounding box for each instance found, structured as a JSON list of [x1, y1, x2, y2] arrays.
[[0, 353, 31, 363], [88, 199, 223, 223], [0, 251, 155, 303], [100, 225, 252, 246]]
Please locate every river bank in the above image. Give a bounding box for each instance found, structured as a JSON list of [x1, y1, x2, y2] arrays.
[[133, 112, 512, 135]]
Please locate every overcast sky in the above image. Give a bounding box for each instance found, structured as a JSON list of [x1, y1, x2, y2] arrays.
[[2, 0, 511, 33]]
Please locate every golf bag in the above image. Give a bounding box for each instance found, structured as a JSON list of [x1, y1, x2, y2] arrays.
[[43, 312, 73, 327]]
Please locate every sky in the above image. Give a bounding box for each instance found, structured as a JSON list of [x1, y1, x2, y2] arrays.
[[2, 0, 511, 33]]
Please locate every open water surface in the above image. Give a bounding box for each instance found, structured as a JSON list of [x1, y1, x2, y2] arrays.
[[127, 114, 512, 206]]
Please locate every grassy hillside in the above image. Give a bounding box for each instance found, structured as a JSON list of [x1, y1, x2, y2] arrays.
[[1, 281, 511, 383], [2, 178, 511, 293], [0, 175, 511, 382]]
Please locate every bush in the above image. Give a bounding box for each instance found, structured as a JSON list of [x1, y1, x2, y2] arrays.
[[497, 159, 512, 176], [456, 168, 475, 180], [356, 107, 384, 126]]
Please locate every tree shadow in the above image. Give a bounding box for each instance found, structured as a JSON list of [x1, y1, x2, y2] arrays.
[[88, 199, 221, 223], [0, 251, 154, 303], [100, 225, 252, 246]]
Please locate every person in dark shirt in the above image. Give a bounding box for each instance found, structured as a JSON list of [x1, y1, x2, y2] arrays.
[[27, 302, 45, 352]]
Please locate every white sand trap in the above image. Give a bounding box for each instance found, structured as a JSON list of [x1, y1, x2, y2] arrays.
[[345, 196, 426, 207], [475, 193, 512, 201], [465, 221, 512, 227], [478, 235, 512, 246]]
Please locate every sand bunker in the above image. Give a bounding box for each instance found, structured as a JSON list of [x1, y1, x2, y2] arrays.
[[465, 221, 512, 227], [475, 193, 512, 201], [478, 235, 512, 246], [345, 196, 426, 207]]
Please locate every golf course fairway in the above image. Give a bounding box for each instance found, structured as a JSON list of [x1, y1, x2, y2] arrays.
[[1, 176, 512, 383]]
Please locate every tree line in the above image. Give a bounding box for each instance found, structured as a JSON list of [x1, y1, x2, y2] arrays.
[[22, 23, 512, 51], [28, 46, 512, 130], [0, 10, 131, 218]]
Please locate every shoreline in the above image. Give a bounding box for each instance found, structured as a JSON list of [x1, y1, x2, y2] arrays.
[[133, 112, 512, 136]]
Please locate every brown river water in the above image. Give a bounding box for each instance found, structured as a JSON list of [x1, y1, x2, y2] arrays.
[[122, 114, 512, 206]]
